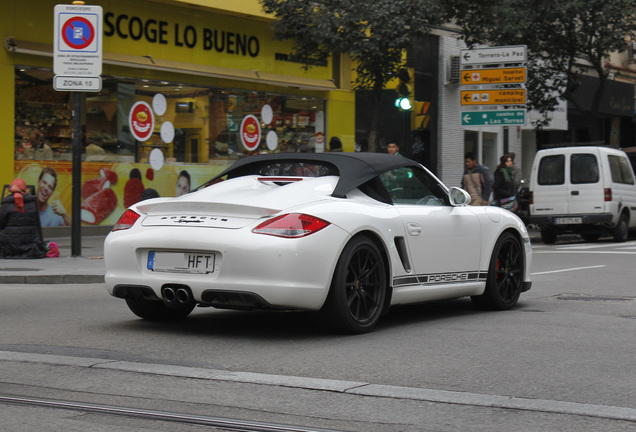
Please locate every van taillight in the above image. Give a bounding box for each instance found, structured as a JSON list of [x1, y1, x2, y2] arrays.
[[529, 191, 533, 205], [604, 188, 612, 202]]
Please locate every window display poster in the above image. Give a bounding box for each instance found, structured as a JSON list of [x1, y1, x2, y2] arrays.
[[15, 161, 226, 227]]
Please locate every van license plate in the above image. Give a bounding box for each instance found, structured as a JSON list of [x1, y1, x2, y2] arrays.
[[555, 217, 582, 224], [147, 251, 215, 274]]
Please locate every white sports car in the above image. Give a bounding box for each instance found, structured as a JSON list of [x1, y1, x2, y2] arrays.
[[105, 153, 532, 333]]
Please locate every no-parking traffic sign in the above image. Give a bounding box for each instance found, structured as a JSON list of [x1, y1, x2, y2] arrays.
[[54, 4, 102, 82]]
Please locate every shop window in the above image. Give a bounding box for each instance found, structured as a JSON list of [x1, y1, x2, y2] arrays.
[[14, 67, 326, 166]]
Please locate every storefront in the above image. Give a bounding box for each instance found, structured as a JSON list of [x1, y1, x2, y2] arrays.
[[1, 0, 355, 227]]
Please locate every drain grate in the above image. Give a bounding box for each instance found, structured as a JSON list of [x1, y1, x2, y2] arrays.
[[554, 293, 635, 303], [0, 268, 41, 272]]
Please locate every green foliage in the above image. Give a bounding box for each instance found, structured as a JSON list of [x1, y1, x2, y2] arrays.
[[260, 0, 444, 94]]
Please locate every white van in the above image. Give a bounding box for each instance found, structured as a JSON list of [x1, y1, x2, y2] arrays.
[[529, 146, 636, 243]]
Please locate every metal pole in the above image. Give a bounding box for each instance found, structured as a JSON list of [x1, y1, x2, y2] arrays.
[[503, 126, 509, 155], [71, 91, 82, 256]]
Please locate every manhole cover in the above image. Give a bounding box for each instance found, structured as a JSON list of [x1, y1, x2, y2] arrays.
[[554, 294, 635, 303]]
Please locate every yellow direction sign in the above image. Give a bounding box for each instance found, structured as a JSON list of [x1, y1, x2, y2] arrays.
[[461, 67, 526, 85], [461, 89, 526, 106]]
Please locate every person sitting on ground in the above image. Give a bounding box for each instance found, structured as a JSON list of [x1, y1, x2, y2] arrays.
[[0, 178, 47, 258]]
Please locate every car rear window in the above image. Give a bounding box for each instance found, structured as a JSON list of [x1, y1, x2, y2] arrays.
[[252, 161, 339, 177], [571, 154, 599, 184], [608, 155, 635, 185], [537, 155, 565, 185]]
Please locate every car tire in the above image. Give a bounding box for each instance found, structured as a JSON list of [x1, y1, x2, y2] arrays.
[[613, 214, 629, 242], [322, 235, 387, 334], [540, 226, 557, 244], [471, 232, 524, 310], [125, 297, 195, 321]]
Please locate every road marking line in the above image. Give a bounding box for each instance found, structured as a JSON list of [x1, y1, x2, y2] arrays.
[[557, 241, 636, 250], [1, 351, 635, 422], [531, 265, 606, 275], [535, 250, 636, 255]]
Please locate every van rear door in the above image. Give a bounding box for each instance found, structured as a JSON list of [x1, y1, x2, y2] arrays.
[[568, 152, 605, 215], [532, 153, 568, 215]]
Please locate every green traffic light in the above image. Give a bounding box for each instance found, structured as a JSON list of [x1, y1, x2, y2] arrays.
[[395, 97, 412, 111]]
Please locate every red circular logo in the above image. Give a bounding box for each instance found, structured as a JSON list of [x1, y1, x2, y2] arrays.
[[129, 102, 154, 142], [240, 114, 261, 151], [315, 132, 325, 145]]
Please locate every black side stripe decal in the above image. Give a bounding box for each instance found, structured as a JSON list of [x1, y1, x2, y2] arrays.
[[393, 271, 487, 287]]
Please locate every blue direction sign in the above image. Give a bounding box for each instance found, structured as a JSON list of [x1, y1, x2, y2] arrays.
[[461, 109, 526, 127]]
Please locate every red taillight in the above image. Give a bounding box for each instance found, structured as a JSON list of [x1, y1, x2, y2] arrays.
[[252, 213, 330, 238], [112, 209, 141, 231], [529, 191, 533, 206], [604, 188, 612, 202]]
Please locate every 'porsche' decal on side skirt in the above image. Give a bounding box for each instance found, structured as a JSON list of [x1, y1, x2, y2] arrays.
[[393, 271, 486, 287]]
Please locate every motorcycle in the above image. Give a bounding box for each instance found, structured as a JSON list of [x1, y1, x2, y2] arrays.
[[515, 178, 530, 225]]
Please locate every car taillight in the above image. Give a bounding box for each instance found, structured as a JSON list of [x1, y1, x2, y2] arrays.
[[604, 188, 612, 202], [252, 213, 330, 238], [529, 191, 533, 205], [112, 209, 141, 231]]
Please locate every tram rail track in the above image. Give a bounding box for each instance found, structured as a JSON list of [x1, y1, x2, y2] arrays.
[[0, 394, 346, 432]]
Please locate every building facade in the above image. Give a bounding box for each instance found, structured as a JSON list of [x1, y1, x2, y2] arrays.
[[1, 0, 355, 226]]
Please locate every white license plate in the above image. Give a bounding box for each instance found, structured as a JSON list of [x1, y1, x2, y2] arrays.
[[555, 217, 582, 224], [147, 251, 216, 274]]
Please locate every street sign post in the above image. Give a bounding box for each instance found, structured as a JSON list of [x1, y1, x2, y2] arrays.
[[461, 89, 526, 106], [460, 67, 526, 86], [460, 45, 527, 66], [461, 109, 527, 127], [53, 3, 103, 257]]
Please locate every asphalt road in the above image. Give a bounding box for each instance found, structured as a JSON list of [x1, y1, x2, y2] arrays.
[[1, 237, 635, 431]]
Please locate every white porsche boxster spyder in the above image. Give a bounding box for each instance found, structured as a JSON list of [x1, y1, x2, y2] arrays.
[[105, 153, 532, 333]]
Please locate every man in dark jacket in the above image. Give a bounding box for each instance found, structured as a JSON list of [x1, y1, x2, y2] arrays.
[[461, 152, 492, 205], [0, 178, 47, 258]]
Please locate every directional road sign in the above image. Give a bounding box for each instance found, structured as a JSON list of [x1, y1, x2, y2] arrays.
[[461, 67, 526, 86], [461, 109, 527, 126], [54, 4, 103, 77], [460, 45, 527, 66], [461, 89, 526, 106]]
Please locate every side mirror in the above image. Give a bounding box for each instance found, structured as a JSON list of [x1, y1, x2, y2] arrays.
[[449, 187, 471, 206]]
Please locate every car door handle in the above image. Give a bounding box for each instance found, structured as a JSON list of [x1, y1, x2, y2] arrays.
[[571, 191, 579, 196], [407, 223, 422, 236]]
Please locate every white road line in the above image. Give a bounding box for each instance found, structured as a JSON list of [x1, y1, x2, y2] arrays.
[[1, 351, 635, 422], [535, 250, 636, 255], [531, 265, 606, 275], [557, 241, 636, 250]]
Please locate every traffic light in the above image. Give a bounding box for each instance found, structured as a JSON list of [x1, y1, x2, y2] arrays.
[[394, 68, 413, 111]]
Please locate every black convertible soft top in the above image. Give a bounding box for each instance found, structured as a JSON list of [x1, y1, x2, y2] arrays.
[[203, 152, 422, 198]]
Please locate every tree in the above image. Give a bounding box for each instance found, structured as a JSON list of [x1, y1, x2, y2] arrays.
[[260, 0, 443, 151], [444, 0, 636, 141]]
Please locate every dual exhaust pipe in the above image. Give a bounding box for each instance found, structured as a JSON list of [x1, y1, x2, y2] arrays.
[[162, 286, 192, 304]]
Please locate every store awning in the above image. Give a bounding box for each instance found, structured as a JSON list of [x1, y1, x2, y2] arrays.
[[4, 37, 337, 91]]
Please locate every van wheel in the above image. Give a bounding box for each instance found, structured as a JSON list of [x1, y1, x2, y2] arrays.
[[540, 227, 557, 244], [613, 214, 629, 242]]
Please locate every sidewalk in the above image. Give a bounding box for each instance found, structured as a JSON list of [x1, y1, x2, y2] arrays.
[[0, 227, 107, 284]]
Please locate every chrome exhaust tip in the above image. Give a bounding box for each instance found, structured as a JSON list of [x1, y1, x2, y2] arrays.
[[176, 288, 190, 304], [162, 287, 176, 302]]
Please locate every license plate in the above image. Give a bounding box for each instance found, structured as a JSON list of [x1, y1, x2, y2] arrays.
[[555, 217, 582, 224], [147, 251, 216, 274]]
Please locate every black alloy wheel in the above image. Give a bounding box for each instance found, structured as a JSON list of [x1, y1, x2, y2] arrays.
[[323, 235, 387, 334], [472, 232, 524, 310]]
